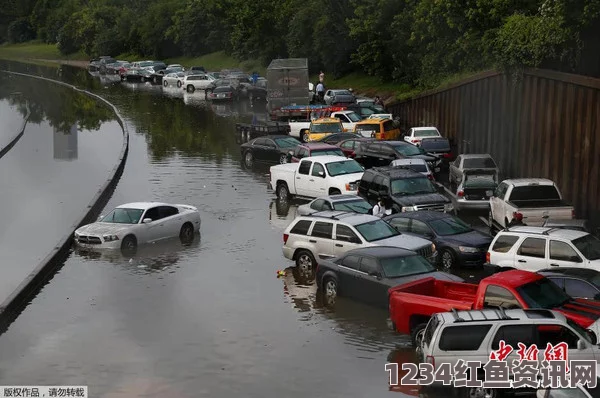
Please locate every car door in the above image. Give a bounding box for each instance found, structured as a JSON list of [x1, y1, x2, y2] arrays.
[[324, 90, 333, 104], [295, 160, 312, 195], [357, 256, 387, 307], [515, 237, 549, 271], [387, 217, 411, 234], [308, 221, 335, 260], [252, 138, 267, 161], [263, 138, 279, 163], [309, 162, 328, 197], [140, 206, 165, 242], [449, 156, 462, 184], [157, 205, 181, 239], [548, 240, 585, 268], [333, 224, 363, 257], [409, 219, 435, 241], [535, 323, 597, 363], [337, 254, 364, 298], [491, 182, 509, 226]]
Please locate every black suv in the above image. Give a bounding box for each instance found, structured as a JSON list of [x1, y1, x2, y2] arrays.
[[358, 166, 452, 213], [354, 140, 438, 169]]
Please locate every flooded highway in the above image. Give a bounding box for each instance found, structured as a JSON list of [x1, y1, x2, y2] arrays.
[[0, 75, 123, 303], [0, 61, 485, 398]]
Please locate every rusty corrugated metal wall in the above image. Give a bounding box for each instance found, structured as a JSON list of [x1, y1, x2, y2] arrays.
[[388, 68, 600, 224]]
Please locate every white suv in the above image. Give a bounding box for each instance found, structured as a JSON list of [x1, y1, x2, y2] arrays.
[[183, 74, 216, 93], [487, 226, 600, 272], [419, 308, 600, 396], [282, 211, 436, 269]]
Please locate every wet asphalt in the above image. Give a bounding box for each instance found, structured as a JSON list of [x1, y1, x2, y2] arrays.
[[0, 61, 491, 398]]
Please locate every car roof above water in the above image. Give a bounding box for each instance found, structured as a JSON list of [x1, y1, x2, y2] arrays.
[[116, 202, 171, 210]]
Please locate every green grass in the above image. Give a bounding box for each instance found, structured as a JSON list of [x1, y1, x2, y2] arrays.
[[312, 72, 413, 102], [0, 41, 86, 62]]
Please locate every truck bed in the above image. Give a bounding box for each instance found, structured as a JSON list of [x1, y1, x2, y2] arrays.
[[388, 277, 476, 334]]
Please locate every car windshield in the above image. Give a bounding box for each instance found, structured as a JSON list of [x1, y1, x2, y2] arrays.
[[311, 123, 343, 133], [380, 255, 436, 278], [274, 137, 300, 148], [429, 217, 473, 236], [396, 163, 428, 173], [101, 208, 144, 224], [139, 61, 153, 67], [333, 199, 372, 213], [391, 177, 437, 195], [346, 112, 361, 122], [573, 235, 600, 260], [464, 175, 497, 188], [394, 144, 425, 157], [311, 149, 346, 158], [354, 219, 399, 242], [463, 157, 497, 168], [325, 159, 364, 177], [414, 129, 440, 138], [516, 278, 572, 309]]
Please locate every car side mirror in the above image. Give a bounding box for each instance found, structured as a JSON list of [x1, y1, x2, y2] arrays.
[[587, 330, 598, 345], [143, 218, 152, 224], [369, 271, 382, 279], [577, 339, 587, 350], [318, 171, 325, 178]]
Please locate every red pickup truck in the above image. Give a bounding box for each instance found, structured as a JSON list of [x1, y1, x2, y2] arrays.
[[388, 269, 600, 346]]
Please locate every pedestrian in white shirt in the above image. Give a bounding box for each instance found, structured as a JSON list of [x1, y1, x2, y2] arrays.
[[372, 197, 386, 217]]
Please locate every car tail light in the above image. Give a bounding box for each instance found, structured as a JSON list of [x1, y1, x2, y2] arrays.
[[411, 139, 419, 143], [486, 252, 490, 263], [457, 190, 464, 197], [283, 233, 289, 244], [572, 209, 576, 218], [443, 153, 453, 159], [426, 356, 435, 367]]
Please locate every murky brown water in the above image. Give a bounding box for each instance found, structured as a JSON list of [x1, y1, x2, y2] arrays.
[[0, 61, 492, 398]]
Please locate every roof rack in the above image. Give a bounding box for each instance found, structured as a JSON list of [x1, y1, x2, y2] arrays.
[[448, 307, 519, 323], [450, 308, 465, 322], [542, 227, 562, 236]]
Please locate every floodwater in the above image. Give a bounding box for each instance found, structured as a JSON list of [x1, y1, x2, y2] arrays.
[[0, 61, 487, 398], [0, 75, 123, 303]]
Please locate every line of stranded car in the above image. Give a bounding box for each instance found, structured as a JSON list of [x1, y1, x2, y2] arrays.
[[255, 104, 600, 397]]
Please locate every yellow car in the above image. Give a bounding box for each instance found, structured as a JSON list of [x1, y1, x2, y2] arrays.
[[354, 117, 401, 140], [306, 118, 347, 142]]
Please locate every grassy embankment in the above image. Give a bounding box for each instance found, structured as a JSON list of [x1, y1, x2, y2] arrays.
[[0, 42, 483, 103]]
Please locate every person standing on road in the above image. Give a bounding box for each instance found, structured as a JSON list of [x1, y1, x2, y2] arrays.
[[316, 81, 325, 103], [319, 71, 325, 83]]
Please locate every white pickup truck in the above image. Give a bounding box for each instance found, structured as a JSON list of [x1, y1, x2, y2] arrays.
[[490, 178, 575, 228], [270, 155, 364, 200], [289, 110, 360, 142]]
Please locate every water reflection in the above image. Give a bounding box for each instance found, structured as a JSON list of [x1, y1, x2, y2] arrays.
[[269, 199, 298, 230], [182, 91, 209, 107], [99, 74, 122, 86], [73, 236, 201, 275], [161, 86, 184, 100], [53, 123, 78, 160]]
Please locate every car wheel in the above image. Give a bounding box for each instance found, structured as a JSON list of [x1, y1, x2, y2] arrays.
[[121, 235, 137, 255], [187, 85, 195, 93], [329, 188, 341, 195], [440, 249, 456, 270], [177, 81, 182, 88], [323, 277, 338, 306], [411, 322, 428, 348], [295, 249, 316, 272], [179, 222, 195, 244], [163, 80, 168, 87], [244, 151, 254, 167], [276, 183, 290, 200], [279, 154, 287, 164], [300, 130, 309, 143]]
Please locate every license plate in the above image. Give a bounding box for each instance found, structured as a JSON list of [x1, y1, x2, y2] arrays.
[[218, 94, 225, 98], [486, 190, 493, 196], [434, 167, 441, 172]]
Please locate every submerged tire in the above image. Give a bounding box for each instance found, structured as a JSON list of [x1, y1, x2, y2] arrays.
[[121, 235, 138, 255], [179, 222, 195, 244]]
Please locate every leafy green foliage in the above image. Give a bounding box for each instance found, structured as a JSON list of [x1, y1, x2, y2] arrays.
[[2, 0, 600, 90]]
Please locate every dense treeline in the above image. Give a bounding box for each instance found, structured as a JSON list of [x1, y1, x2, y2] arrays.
[[2, 0, 600, 86]]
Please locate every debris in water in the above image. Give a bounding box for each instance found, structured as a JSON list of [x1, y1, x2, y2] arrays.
[[276, 270, 286, 277]]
